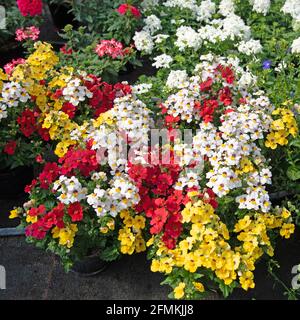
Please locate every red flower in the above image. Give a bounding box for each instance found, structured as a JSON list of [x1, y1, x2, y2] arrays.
[[28, 205, 46, 217], [219, 87, 232, 106], [117, 4, 141, 18], [17, 109, 36, 137], [62, 102, 76, 119], [35, 154, 44, 164], [200, 77, 213, 92], [25, 222, 48, 240], [218, 65, 235, 84], [199, 99, 219, 122], [36, 125, 50, 141], [38, 162, 60, 189], [59, 148, 99, 177], [4, 141, 17, 155], [150, 207, 169, 234], [165, 115, 180, 128], [60, 44, 73, 55], [68, 202, 83, 222], [25, 179, 37, 193], [17, 0, 42, 17]]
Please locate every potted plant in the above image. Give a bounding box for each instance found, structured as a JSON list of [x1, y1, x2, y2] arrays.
[[11, 87, 154, 273]]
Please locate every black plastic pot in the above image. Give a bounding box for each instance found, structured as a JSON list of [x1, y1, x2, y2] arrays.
[[70, 253, 109, 277], [0, 166, 33, 199], [48, 3, 78, 30]]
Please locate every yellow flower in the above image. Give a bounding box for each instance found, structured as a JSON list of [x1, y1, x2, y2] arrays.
[[280, 223, 295, 239], [107, 219, 115, 231], [52, 224, 78, 248], [174, 282, 186, 299], [100, 226, 109, 234], [151, 259, 161, 272], [265, 132, 277, 149], [239, 271, 255, 291], [234, 215, 251, 232], [146, 236, 154, 247], [240, 157, 255, 173], [281, 208, 291, 219], [9, 209, 19, 219], [26, 215, 38, 224], [193, 282, 205, 292]]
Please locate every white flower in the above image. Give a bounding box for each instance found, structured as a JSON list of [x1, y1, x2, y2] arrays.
[[166, 70, 189, 89], [153, 34, 169, 44], [87, 174, 140, 218], [238, 39, 263, 55], [62, 78, 92, 106], [250, 0, 271, 15], [196, 0, 216, 22], [163, 0, 197, 11], [175, 26, 202, 51], [133, 31, 154, 54], [0, 104, 8, 121], [291, 37, 300, 54], [141, 0, 160, 10], [275, 61, 288, 72], [132, 83, 153, 95], [152, 54, 173, 69], [1, 82, 29, 107], [282, 0, 300, 22], [218, 0, 236, 16], [53, 176, 87, 205], [143, 15, 162, 34], [222, 14, 251, 41]]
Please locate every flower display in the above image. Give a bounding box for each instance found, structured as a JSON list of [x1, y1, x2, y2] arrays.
[[3, 0, 300, 301]]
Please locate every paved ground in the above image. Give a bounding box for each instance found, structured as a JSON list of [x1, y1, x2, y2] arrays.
[[0, 232, 299, 300], [0, 237, 170, 300]]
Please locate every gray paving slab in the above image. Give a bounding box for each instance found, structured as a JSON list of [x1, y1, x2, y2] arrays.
[[0, 237, 170, 300]]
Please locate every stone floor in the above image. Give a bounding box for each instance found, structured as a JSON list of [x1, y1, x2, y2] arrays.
[[0, 237, 169, 300], [0, 232, 299, 300]]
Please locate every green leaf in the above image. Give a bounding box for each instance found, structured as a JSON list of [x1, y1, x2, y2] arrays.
[[287, 166, 300, 181]]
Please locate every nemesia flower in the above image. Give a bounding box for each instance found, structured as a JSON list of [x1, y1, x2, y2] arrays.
[[15, 26, 40, 41], [60, 44, 73, 55], [3, 141, 17, 155], [117, 4, 141, 18], [67, 202, 83, 222], [17, 0, 43, 16]]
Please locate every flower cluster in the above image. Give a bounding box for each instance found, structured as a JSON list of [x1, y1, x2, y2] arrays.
[[265, 107, 298, 149], [118, 210, 146, 254], [17, 0, 43, 17], [15, 26, 40, 42], [95, 39, 126, 59], [151, 193, 294, 298], [117, 4, 141, 18]]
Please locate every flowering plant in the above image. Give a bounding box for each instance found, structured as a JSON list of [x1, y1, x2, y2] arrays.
[[11, 87, 153, 269], [69, 0, 142, 45], [124, 55, 298, 299], [0, 41, 134, 169], [57, 25, 140, 82], [0, 0, 42, 49], [134, 0, 300, 103]]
